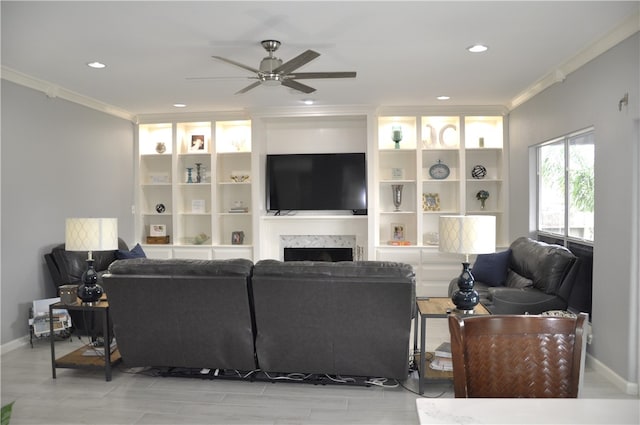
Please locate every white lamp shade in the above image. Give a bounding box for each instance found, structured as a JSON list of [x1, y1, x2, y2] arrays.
[[439, 215, 496, 255], [65, 218, 118, 252]]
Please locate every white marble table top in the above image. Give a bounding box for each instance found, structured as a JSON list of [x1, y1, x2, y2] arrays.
[[416, 397, 639, 424]]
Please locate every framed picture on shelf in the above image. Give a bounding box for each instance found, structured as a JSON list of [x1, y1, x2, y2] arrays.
[[150, 224, 166, 237], [391, 167, 404, 180], [423, 193, 441, 211], [189, 134, 206, 152], [391, 223, 405, 241], [231, 231, 245, 245]]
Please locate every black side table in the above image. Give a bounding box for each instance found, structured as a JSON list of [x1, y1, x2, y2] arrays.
[[49, 296, 121, 381]]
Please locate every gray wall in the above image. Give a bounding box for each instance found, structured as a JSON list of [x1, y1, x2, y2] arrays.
[[1, 80, 135, 345], [509, 33, 639, 383]]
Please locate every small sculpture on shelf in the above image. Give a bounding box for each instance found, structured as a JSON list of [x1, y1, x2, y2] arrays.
[[186, 167, 194, 183], [391, 125, 403, 149], [476, 190, 490, 209], [195, 163, 202, 183], [155, 142, 166, 154]]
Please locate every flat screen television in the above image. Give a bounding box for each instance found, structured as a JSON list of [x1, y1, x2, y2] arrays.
[[266, 153, 367, 213]]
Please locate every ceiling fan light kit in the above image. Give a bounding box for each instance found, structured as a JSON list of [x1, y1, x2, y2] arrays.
[[211, 40, 356, 94]]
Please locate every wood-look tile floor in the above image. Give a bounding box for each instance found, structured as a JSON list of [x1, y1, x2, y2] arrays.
[[1, 335, 635, 425]]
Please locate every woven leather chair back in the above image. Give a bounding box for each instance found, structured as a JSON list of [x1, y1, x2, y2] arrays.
[[448, 313, 588, 398]]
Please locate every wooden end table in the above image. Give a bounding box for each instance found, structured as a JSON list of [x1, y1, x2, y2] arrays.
[[414, 297, 490, 394], [49, 296, 121, 381]]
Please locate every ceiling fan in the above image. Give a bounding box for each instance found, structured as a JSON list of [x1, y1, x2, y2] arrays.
[[210, 40, 356, 95]]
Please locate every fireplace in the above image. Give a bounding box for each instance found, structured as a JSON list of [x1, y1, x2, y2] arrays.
[[279, 235, 358, 261], [284, 247, 353, 262]]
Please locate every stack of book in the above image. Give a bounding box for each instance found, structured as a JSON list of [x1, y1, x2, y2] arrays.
[[429, 341, 453, 371]]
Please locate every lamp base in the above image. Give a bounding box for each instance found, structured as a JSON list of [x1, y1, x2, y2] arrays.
[[77, 283, 104, 304], [77, 259, 104, 304], [451, 262, 479, 312]]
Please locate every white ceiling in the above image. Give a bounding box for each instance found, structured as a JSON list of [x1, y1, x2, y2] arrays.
[[2, 1, 638, 118]]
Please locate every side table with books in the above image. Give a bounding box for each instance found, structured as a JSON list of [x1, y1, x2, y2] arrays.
[[49, 295, 121, 381], [413, 297, 490, 394]]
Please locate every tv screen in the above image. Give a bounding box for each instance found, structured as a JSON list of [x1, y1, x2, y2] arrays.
[[266, 153, 367, 213]]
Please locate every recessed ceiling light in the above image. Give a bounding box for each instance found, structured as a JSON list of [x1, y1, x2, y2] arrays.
[[467, 44, 488, 53], [86, 61, 106, 69], [173, 103, 187, 108], [437, 96, 450, 101], [302, 99, 315, 105]]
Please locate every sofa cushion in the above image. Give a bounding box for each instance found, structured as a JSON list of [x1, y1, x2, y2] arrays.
[[253, 259, 415, 280], [471, 249, 511, 287], [508, 237, 576, 295], [505, 269, 534, 289], [107, 258, 253, 277], [116, 243, 147, 259]]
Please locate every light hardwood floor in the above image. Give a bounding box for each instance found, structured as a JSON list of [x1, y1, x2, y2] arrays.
[[1, 333, 635, 425]]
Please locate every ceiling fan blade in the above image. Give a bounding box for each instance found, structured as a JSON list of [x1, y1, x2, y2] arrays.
[[186, 76, 253, 81], [281, 79, 316, 94], [235, 81, 261, 95], [212, 56, 260, 74], [289, 72, 357, 79], [273, 50, 320, 74]]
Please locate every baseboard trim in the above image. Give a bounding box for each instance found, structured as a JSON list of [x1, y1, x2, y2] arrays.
[[586, 353, 639, 395], [0, 335, 31, 356]]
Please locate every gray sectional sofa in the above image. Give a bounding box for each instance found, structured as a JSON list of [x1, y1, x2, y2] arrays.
[[102, 258, 415, 381]]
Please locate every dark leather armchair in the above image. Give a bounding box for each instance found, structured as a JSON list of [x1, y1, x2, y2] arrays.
[[449, 237, 579, 315], [44, 238, 128, 337], [448, 313, 588, 398]]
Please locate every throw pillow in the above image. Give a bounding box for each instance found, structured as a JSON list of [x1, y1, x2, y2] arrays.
[[471, 249, 511, 287], [116, 243, 147, 260]]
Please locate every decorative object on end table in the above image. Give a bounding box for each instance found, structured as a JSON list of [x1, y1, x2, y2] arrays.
[[439, 215, 496, 313], [391, 125, 403, 149], [471, 165, 487, 179], [65, 218, 118, 303], [429, 160, 450, 180], [476, 189, 490, 209], [391, 184, 404, 211]]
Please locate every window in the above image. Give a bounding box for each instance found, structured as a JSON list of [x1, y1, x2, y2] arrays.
[[536, 128, 594, 242]]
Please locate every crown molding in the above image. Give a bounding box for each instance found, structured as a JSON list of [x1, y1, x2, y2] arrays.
[[509, 11, 640, 111], [1, 66, 137, 122]]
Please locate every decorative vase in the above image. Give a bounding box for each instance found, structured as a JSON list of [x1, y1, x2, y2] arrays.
[[392, 184, 404, 211], [476, 190, 490, 209], [186, 168, 193, 183], [155, 142, 166, 154], [392, 125, 403, 149]]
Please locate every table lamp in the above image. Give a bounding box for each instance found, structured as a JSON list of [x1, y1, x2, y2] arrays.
[[439, 215, 496, 313], [65, 218, 118, 303]]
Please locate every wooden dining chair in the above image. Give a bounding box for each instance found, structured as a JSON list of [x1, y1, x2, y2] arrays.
[[448, 312, 588, 398]]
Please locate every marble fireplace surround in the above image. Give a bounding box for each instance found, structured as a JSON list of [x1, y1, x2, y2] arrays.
[[280, 235, 361, 261]]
